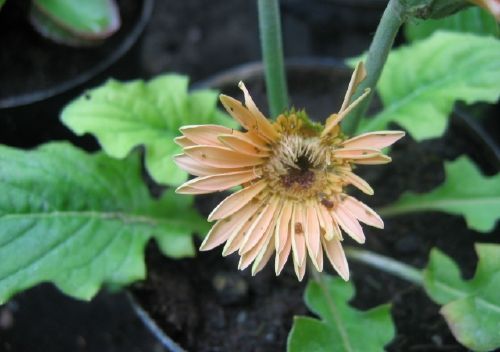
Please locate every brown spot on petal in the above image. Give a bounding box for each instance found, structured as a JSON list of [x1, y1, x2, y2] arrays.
[[295, 222, 303, 234], [321, 198, 334, 209]]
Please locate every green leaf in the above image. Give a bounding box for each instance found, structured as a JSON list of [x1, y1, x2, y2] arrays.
[[61, 74, 236, 186], [379, 156, 500, 232], [0, 143, 209, 304], [288, 275, 395, 352], [423, 244, 500, 351], [405, 7, 499, 42], [359, 32, 500, 140], [0, 0, 6, 10], [33, 0, 120, 39]]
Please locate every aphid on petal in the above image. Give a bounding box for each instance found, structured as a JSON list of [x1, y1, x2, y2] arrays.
[[174, 62, 405, 281]]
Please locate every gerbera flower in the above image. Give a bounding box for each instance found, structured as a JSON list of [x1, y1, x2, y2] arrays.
[[174, 62, 404, 281]]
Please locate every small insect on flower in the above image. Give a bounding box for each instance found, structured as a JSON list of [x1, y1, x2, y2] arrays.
[[174, 62, 405, 281]]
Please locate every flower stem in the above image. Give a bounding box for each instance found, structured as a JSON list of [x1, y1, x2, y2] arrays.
[[342, 0, 406, 135], [345, 247, 423, 285], [257, 0, 289, 117]]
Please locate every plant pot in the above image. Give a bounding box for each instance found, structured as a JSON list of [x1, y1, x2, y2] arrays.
[[129, 59, 499, 352], [0, 0, 154, 149]]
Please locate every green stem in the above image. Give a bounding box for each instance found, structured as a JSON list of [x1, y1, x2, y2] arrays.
[[257, 0, 289, 117], [345, 247, 423, 285], [343, 0, 406, 135]]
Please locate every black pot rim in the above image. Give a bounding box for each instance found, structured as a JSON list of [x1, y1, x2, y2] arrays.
[[0, 0, 154, 109], [130, 58, 499, 352]]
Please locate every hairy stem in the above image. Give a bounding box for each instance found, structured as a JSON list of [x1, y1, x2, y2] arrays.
[[257, 0, 289, 117], [343, 0, 406, 135], [345, 247, 423, 285]]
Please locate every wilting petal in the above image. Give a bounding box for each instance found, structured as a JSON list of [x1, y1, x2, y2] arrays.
[[305, 203, 321, 259], [174, 154, 245, 177], [238, 81, 281, 142], [331, 206, 365, 243], [341, 195, 384, 229], [342, 131, 405, 150], [322, 88, 370, 137], [351, 154, 391, 165], [239, 197, 279, 254], [184, 145, 265, 168], [200, 199, 264, 251], [339, 170, 374, 195], [220, 94, 279, 143], [218, 134, 271, 157], [174, 136, 195, 148], [180, 125, 234, 146], [340, 61, 367, 113], [176, 169, 259, 194], [322, 236, 349, 281], [208, 180, 267, 221]]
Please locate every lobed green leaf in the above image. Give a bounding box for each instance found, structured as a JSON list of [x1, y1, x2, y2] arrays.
[[423, 244, 500, 351], [288, 275, 395, 352], [0, 143, 209, 304], [359, 32, 500, 140], [379, 156, 500, 232], [61, 74, 236, 186]]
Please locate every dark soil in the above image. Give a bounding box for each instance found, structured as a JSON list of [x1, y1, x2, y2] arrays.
[[131, 67, 499, 352]]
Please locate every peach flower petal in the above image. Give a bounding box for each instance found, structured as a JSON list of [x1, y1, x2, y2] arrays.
[[322, 236, 349, 281], [291, 204, 307, 266], [341, 196, 384, 229], [184, 145, 265, 168], [238, 81, 280, 142], [276, 202, 293, 253], [239, 217, 276, 270], [220, 94, 278, 143], [218, 134, 271, 157], [351, 154, 392, 165], [333, 148, 382, 159], [340, 61, 367, 113], [332, 206, 365, 244], [174, 154, 246, 177], [208, 180, 267, 221], [176, 169, 260, 194], [305, 204, 321, 258], [342, 131, 405, 150], [180, 124, 233, 146], [339, 170, 374, 195], [239, 197, 279, 255], [275, 233, 292, 275], [174, 136, 195, 148], [200, 199, 264, 251], [252, 239, 275, 276]]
